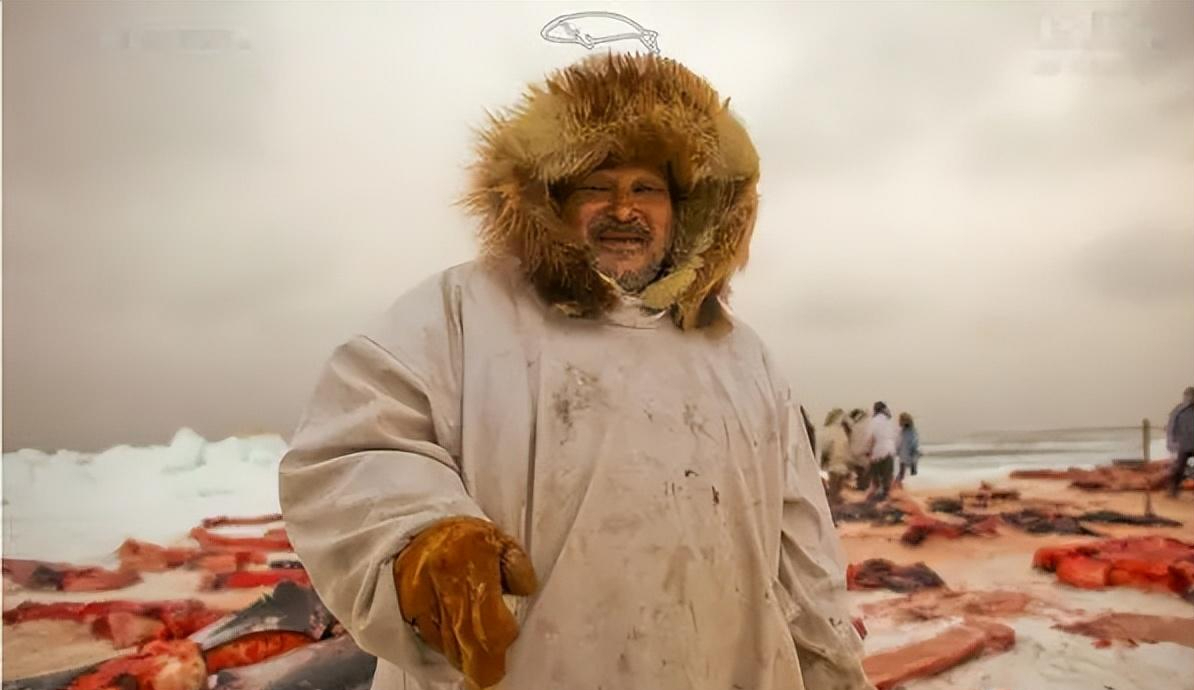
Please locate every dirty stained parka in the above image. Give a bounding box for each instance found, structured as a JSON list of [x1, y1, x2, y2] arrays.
[[279, 52, 871, 690], [279, 260, 869, 690]]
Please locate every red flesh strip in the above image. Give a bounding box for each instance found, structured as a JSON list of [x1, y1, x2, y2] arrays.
[[901, 514, 999, 545], [188, 551, 268, 574], [189, 527, 291, 553], [203, 569, 311, 590], [863, 619, 1015, 690], [3, 558, 141, 592], [5, 599, 225, 645], [118, 537, 269, 575], [117, 540, 201, 573], [203, 631, 314, 673], [1011, 460, 1194, 492]]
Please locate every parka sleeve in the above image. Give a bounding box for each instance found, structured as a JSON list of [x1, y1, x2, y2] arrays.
[[278, 279, 485, 685], [772, 386, 875, 689]]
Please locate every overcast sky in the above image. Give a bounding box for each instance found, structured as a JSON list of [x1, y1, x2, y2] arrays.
[[4, 0, 1193, 452]]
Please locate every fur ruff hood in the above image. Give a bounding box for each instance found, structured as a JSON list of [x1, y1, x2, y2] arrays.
[[461, 52, 760, 330]]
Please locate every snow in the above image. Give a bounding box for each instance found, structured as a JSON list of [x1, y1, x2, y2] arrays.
[[1, 425, 1177, 562], [905, 433, 1173, 490], [2, 428, 287, 564]]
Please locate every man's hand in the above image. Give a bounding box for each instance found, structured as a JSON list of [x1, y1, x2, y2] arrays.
[[393, 516, 538, 688]]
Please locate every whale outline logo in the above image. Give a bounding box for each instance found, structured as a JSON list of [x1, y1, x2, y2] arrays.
[[541, 11, 660, 55]]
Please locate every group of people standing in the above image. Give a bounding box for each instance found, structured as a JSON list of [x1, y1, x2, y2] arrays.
[[818, 401, 921, 505]]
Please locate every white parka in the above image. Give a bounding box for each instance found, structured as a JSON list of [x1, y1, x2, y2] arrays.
[[867, 413, 899, 462], [278, 260, 871, 690], [847, 415, 873, 470]]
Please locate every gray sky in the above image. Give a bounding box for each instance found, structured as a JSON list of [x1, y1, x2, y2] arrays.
[[4, 0, 1193, 452]]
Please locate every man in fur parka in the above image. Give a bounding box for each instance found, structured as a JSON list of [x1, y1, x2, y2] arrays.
[[280, 52, 873, 690]]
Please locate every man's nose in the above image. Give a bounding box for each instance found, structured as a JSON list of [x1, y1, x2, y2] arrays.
[[609, 192, 637, 221]]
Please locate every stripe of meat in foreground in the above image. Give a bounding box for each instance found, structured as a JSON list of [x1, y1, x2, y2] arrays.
[[210, 635, 377, 690]]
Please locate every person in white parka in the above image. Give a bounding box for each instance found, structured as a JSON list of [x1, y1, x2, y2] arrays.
[[820, 408, 853, 506], [865, 402, 899, 501], [278, 53, 873, 690]]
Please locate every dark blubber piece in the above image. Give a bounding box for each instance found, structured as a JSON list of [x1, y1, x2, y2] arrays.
[[928, 498, 963, 514], [1079, 510, 1183, 527], [189, 581, 336, 652], [847, 559, 946, 593], [1, 663, 102, 690], [831, 501, 907, 526], [2, 582, 342, 690], [999, 510, 1104, 536]]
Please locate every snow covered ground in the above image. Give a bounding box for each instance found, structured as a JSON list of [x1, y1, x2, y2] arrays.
[[2, 428, 287, 564], [1, 425, 1172, 562], [911, 427, 1172, 489]]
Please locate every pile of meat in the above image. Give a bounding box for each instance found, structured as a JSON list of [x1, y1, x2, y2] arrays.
[[2, 514, 309, 594], [920, 479, 1184, 538], [839, 488, 1183, 545], [836, 466, 1194, 688], [4, 599, 227, 650], [1033, 536, 1194, 602], [857, 587, 1194, 686], [3, 581, 375, 690], [2, 513, 375, 690], [831, 497, 1004, 545], [1011, 459, 1193, 492]]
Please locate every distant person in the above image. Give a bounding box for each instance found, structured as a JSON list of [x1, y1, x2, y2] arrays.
[[895, 412, 922, 484], [847, 408, 872, 491], [1167, 386, 1194, 498], [820, 408, 853, 505], [866, 402, 899, 501]]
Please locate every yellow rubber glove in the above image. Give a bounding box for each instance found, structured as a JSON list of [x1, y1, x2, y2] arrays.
[[393, 516, 538, 688]]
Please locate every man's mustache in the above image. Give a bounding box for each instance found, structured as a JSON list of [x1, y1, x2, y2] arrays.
[[588, 218, 652, 239]]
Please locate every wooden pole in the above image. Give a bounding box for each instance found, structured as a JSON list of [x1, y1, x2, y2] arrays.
[[1143, 418, 1154, 516]]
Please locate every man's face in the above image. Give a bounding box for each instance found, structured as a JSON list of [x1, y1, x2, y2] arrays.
[[560, 164, 674, 293]]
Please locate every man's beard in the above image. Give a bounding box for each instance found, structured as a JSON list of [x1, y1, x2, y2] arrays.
[[587, 217, 666, 293], [608, 259, 664, 293]]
